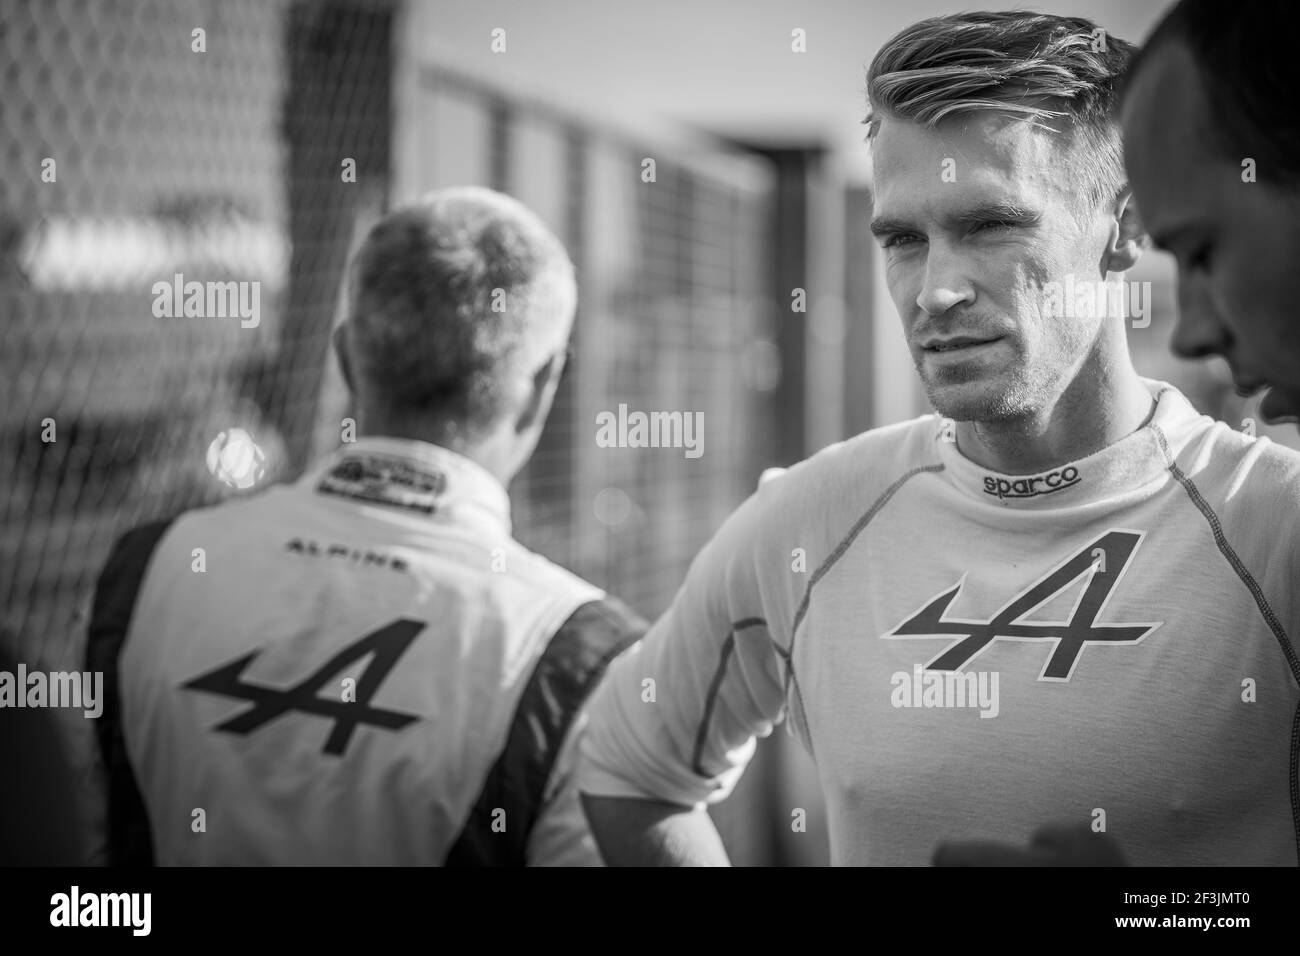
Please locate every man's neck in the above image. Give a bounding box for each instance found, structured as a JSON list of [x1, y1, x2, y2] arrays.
[[354, 408, 517, 486], [954, 366, 1155, 476]]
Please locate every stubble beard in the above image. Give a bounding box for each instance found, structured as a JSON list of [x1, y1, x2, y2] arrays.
[[917, 346, 1045, 424]]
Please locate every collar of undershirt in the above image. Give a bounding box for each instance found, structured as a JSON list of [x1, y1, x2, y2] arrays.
[[933, 379, 1202, 511], [302, 436, 512, 533]]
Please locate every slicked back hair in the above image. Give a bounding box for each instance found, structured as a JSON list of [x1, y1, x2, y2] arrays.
[[865, 11, 1137, 212], [344, 187, 576, 437]]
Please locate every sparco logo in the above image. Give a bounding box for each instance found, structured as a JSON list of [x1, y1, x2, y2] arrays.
[[983, 466, 1080, 499]]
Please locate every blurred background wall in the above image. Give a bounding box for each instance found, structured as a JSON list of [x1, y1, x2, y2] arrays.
[[3, 0, 1290, 866]]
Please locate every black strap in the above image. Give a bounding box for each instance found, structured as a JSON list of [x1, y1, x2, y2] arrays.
[[444, 595, 645, 866], [86, 519, 175, 867]]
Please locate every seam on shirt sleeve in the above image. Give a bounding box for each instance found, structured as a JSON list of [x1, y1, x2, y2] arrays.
[[780, 463, 945, 748], [691, 617, 767, 777], [1153, 425, 1300, 865], [1153, 428, 1299, 683]]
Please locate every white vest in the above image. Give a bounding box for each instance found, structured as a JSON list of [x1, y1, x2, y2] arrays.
[[121, 438, 603, 864]]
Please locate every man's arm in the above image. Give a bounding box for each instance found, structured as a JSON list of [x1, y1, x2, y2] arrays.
[[454, 595, 644, 867], [581, 795, 730, 866], [576, 478, 797, 865]]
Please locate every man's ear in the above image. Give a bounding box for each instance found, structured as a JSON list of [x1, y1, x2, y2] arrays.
[[1104, 187, 1146, 273], [515, 348, 567, 435], [333, 323, 355, 393]]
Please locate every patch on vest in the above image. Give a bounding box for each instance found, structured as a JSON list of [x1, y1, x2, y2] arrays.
[[317, 454, 447, 515]]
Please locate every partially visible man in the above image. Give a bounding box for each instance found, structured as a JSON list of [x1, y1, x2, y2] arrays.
[[1121, 0, 1300, 426], [87, 187, 643, 865]]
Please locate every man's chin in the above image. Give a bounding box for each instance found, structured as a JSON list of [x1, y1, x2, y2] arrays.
[[924, 378, 1016, 422]]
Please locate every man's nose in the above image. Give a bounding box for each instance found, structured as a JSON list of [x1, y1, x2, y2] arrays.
[[1170, 271, 1229, 360], [916, 247, 975, 316]]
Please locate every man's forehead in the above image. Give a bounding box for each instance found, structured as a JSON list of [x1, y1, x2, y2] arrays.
[[871, 112, 1055, 213], [1122, 43, 1208, 164], [1121, 42, 1219, 237]]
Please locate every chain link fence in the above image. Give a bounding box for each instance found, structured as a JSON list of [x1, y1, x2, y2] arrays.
[[6, 0, 281, 668], [1, 0, 778, 682], [1, 0, 785, 864], [396, 51, 783, 863], [398, 59, 778, 619]]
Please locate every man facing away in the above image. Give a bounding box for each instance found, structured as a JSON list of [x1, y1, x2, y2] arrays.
[[578, 11, 1300, 866], [87, 187, 643, 865]]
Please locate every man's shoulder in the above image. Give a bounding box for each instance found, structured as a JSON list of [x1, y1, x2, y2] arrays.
[[1165, 415, 1300, 543], [492, 534, 597, 590], [755, 414, 944, 512], [1171, 415, 1300, 500], [91, 516, 182, 633], [151, 482, 295, 540], [700, 414, 946, 568]]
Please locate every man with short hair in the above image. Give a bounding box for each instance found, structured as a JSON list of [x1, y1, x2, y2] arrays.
[[578, 11, 1300, 866], [1121, 0, 1300, 428], [88, 187, 643, 865]]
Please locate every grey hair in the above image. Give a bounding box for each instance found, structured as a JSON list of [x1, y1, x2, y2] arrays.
[[343, 187, 576, 434], [864, 11, 1137, 211]]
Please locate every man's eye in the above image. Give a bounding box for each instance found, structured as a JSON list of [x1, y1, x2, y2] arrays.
[[883, 234, 921, 249], [973, 220, 1014, 234]]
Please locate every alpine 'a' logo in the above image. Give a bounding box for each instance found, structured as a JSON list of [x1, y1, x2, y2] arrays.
[[881, 530, 1162, 681], [185, 619, 423, 755]]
